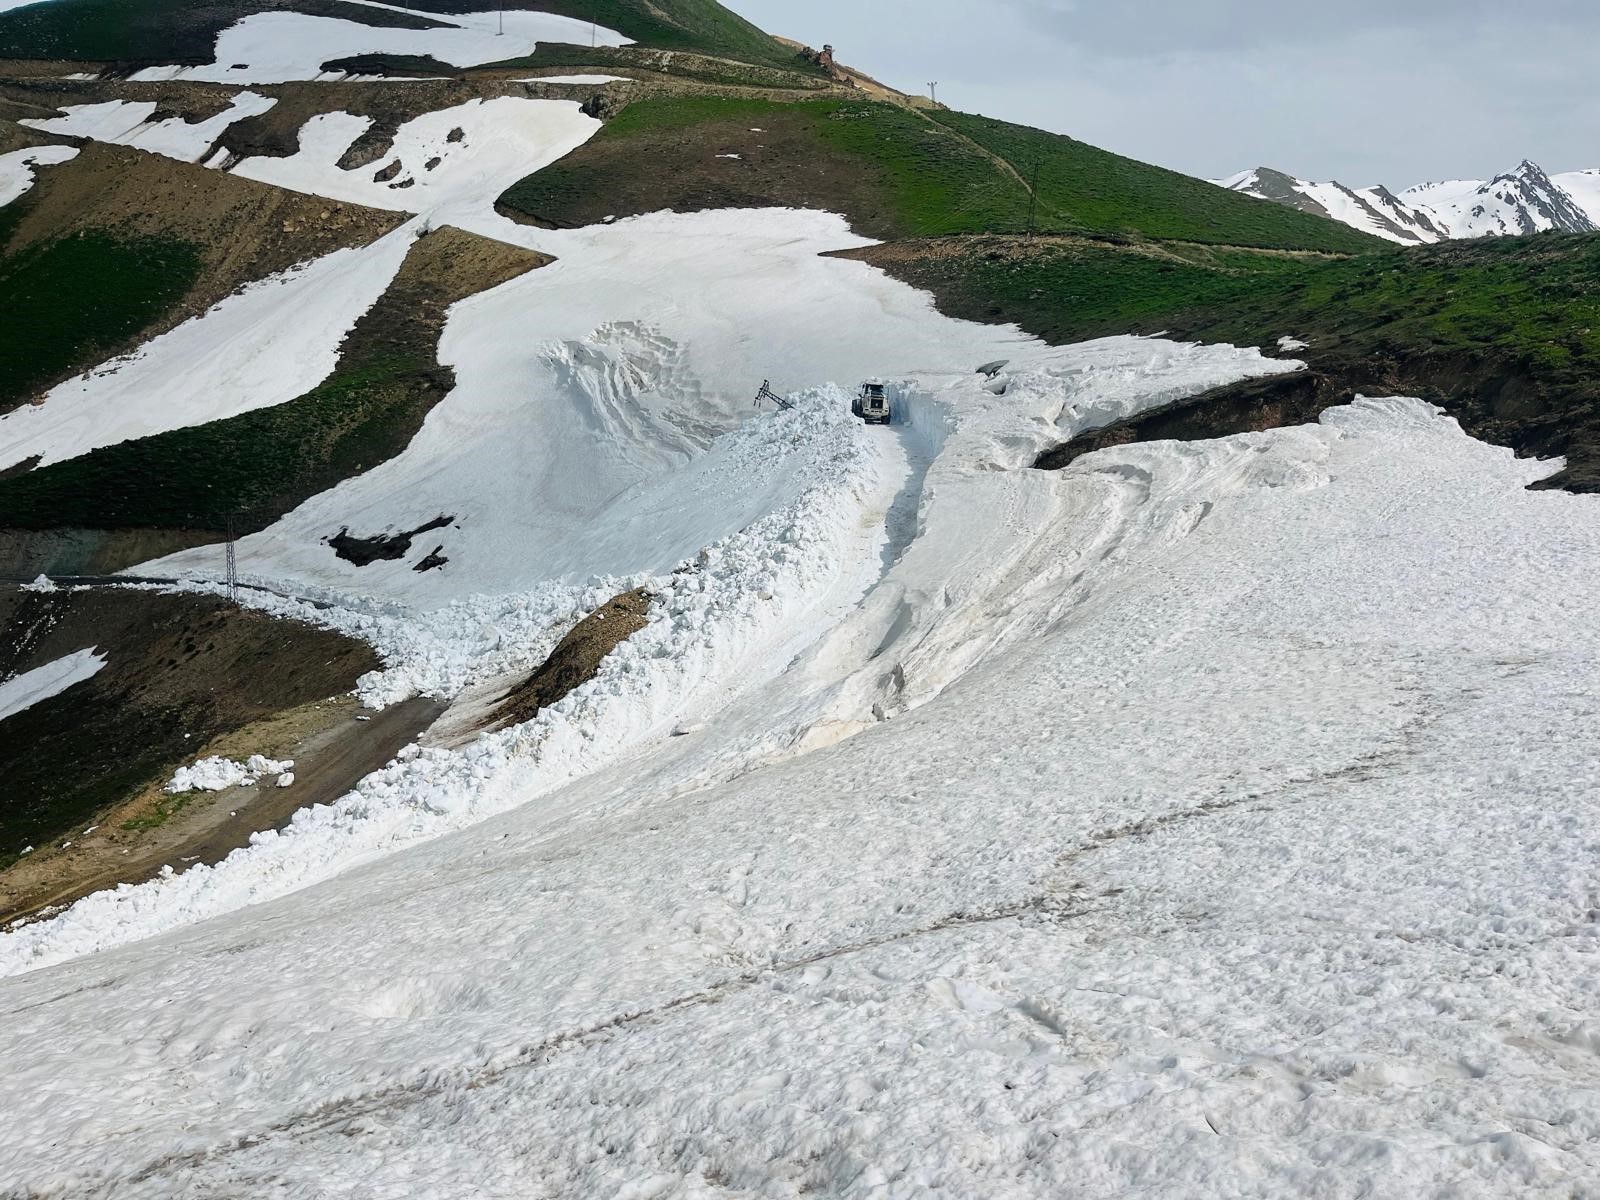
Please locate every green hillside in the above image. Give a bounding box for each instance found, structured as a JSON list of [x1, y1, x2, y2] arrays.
[[864, 231, 1600, 489], [499, 95, 1384, 253]]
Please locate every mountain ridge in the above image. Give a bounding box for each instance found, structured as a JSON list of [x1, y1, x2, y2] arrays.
[[1218, 158, 1600, 243]]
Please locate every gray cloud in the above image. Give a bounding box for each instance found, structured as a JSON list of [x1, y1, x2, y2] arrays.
[[724, 0, 1599, 186]]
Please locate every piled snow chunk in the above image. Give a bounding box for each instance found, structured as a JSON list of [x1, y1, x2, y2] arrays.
[[20, 574, 58, 593], [165, 755, 295, 794]]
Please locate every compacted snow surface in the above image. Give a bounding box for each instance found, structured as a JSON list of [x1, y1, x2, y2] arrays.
[[3, 74, 1599, 1198]]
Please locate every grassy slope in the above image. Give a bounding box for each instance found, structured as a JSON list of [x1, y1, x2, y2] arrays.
[[0, 203, 202, 410], [0, 228, 544, 535], [870, 231, 1600, 485], [0, 0, 798, 67], [499, 95, 1384, 252], [874, 234, 1600, 374], [927, 110, 1377, 252]]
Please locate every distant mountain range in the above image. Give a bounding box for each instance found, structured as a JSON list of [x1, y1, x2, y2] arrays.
[[1216, 161, 1600, 244]]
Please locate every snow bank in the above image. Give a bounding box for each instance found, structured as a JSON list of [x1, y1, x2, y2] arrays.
[[7, 384, 1599, 1197], [0, 648, 105, 723], [2, 388, 896, 972], [0, 143, 77, 208], [21, 92, 277, 163], [0, 222, 417, 472], [148, 208, 1045, 607], [165, 755, 295, 794], [130, 6, 627, 84]]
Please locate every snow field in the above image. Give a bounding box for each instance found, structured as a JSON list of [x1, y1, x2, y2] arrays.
[[128, 6, 628, 84], [0, 388, 903, 975], [0, 143, 77, 208], [6, 388, 1600, 1196], [20, 92, 277, 163], [230, 97, 601, 228], [0, 647, 105, 723], [0, 221, 419, 473], [149, 208, 1045, 607]]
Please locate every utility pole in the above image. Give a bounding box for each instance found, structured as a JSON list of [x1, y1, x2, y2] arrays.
[[224, 515, 239, 605], [592, 22, 597, 47], [1026, 158, 1040, 239], [496, 0, 503, 35], [927, 81, 938, 107]]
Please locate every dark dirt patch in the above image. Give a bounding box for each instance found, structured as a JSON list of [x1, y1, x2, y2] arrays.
[[1036, 371, 1348, 471], [412, 545, 448, 572], [0, 585, 379, 866], [328, 514, 453, 566], [1, 693, 442, 928], [493, 589, 652, 728]]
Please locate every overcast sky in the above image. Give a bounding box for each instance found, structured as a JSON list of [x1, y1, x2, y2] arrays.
[[723, 0, 1599, 186]]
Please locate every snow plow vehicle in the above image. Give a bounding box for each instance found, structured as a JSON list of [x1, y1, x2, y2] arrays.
[[852, 381, 891, 426]]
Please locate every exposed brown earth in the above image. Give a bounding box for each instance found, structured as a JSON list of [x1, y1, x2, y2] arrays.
[[0, 585, 383, 879], [492, 589, 653, 729], [0, 693, 442, 927], [1035, 371, 1346, 471]]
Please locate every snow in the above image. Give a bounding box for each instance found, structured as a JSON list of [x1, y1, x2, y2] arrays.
[[4, 84, 1599, 1195], [231, 97, 600, 227], [1277, 334, 1309, 351], [0, 222, 417, 472], [522, 74, 631, 84], [166, 755, 295, 793], [0, 143, 77, 208], [148, 208, 1291, 609], [6, 379, 1600, 1194], [20, 92, 277, 163], [1556, 167, 1600, 224], [0, 648, 106, 723], [129, 6, 627, 84]]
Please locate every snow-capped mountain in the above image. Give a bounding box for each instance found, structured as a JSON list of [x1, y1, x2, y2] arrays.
[[1217, 160, 1600, 244]]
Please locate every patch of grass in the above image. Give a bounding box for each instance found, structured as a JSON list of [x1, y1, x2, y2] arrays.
[[0, 222, 202, 410], [870, 232, 1600, 368], [924, 111, 1384, 253], [0, 354, 448, 532], [499, 95, 1383, 252]]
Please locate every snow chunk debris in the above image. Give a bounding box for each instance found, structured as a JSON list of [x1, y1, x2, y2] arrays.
[[165, 755, 295, 794]]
